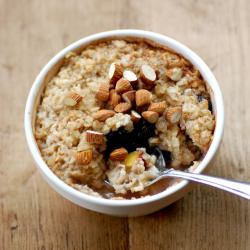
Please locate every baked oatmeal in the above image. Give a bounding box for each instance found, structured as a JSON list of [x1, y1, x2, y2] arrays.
[[35, 39, 215, 199]]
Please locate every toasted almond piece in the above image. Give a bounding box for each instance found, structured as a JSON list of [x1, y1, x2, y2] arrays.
[[123, 70, 138, 84], [166, 67, 183, 81], [110, 148, 128, 161], [131, 110, 141, 123], [64, 92, 82, 106], [148, 101, 167, 114], [109, 63, 123, 84], [109, 89, 121, 108], [122, 90, 136, 103], [142, 111, 159, 123], [86, 130, 104, 144], [135, 89, 151, 107], [165, 107, 182, 123], [76, 150, 93, 165], [114, 102, 131, 113], [96, 83, 109, 101], [115, 78, 133, 94], [140, 65, 156, 85], [94, 109, 115, 121]]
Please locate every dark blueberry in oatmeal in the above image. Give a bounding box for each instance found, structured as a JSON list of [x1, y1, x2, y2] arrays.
[[105, 128, 129, 159], [135, 119, 155, 139], [105, 119, 156, 158]]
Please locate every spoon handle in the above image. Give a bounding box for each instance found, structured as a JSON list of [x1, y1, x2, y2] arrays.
[[164, 169, 250, 200]]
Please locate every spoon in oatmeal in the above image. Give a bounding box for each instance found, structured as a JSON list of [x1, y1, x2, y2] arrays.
[[105, 148, 250, 200], [144, 149, 250, 200]]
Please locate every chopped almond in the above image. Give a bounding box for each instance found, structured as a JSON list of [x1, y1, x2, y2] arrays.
[[109, 89, 121, 108], [110, 148, 128, 161], [109, 63, 123, 84], [76, 150, 93, 165], [140, 65, 156, 85], [142, 111, 159, 123], [123, 70, 138, 84], [131, 110, 141, 123], [135, 89, 151, 107], [94, 109, 115, 121], [115, 78, 133, 94], [64, 92, 82, 106], [96, 83, 109, 101], [114, 102, 131, 113], [122, 90, 136, 103], [86, 130, 104, 144], [148, 101, 166, 114]]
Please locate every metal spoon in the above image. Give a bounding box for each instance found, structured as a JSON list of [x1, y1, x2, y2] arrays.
[[148, 149, 250, 200]]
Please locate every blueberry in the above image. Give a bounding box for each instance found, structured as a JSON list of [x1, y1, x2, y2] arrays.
[[104, 119, 156, 158], [134, 119, 155, 139], [105, 128, 129, 159]]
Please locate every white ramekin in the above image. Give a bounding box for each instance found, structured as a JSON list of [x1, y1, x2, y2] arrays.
[[24, 30, 224, 217]]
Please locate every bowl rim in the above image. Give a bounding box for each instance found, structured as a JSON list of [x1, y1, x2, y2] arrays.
[[24, 29, 224, 207]]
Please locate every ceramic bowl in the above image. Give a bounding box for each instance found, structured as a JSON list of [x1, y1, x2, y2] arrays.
[[24, 30, 224, 216]]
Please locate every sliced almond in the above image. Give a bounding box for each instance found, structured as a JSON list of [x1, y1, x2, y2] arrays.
[[142, 111, 159, 123], [148, 101, 167, 114], [115, 78, 133, 94], [109, 63, 123, 84], [109, 89, 121, 108], [131, 110, 141, 123], [140, 64, 156, 85], [76, 150, 93, 165], [110, 148, 128, 161], [96, 83, 109, 102], [123, 70, 138, 84], [94, 109, 115, 122], [166, 67, 183, 81], [114, 102, 131, 113], [86, 130, 104, 144], [122, 90, 136, 103], [64, 92, 82, 106], [165, 107, 182, 123], [135, 89, 151, 107]]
